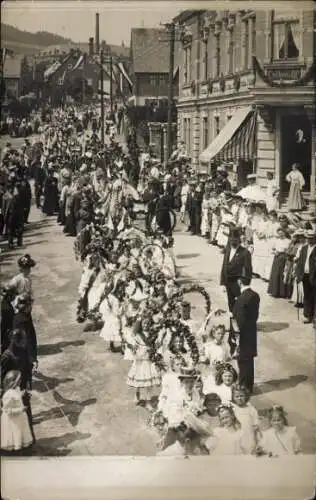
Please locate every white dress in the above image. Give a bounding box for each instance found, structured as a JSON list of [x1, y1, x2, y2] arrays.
[[99, 294, 122, 343], [266, 179, 279, 212], [1, 389, 33, 451], [87, 270, 107, 312], [205, 427, 247, 455], [259, 426, 301, 456], [158, 372, 182, 419], [201, 198, 211, 236], [232, 403, 259, 454], [252, 219, 268, 277], [127, 339, 161, 388], [201, 341, 231, 390], [204, 383, 233, 404]]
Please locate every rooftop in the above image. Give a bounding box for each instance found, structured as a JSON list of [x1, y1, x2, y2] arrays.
[[130, 27, 180, 74]]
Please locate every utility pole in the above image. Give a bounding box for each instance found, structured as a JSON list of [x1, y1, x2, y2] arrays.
[[166, 22, 175, 163], [100, 49, 105, 145]]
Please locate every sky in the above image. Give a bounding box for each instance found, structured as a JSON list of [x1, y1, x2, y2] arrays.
[[1, 1, 189, 46]]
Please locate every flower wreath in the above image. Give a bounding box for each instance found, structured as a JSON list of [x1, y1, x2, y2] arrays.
[[149, 318, 200, 369], [174, 284, 211, 317]]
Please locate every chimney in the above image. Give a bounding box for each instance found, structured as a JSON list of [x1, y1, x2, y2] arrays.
[[95, 13, 100, 54], [89, 37, 94, 56]]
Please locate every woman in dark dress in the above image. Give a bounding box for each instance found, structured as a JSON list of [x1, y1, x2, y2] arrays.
[[42, 167, 59, 215], [155, 184, 174, 236], [267, 228, 291, 298]]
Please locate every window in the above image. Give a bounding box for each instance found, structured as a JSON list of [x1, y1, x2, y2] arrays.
[[203, 41, 208, 81], [202, 117, 208, 149], [243, 20, 249, 69], [183, 118, 191, 153], [184, 46, 192, 84], [251, 18, 256, 54], [273, 21, 300, 60], [228, 27, 235, 74], [214, 116, 220, 136], [149, 75, 157, 85], [215, 34, 221, 76], [57, 77, 64, 86]]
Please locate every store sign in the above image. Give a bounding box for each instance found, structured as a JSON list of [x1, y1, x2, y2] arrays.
[[266, 67, 303, 81]]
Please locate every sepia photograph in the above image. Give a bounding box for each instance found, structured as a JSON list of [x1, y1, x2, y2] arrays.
[[0, 0, 315, 498]]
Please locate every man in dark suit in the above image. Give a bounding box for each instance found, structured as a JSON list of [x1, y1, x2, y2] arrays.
[[220, 228, 253, 312], [232, 276, 260, 394], [295, 230, 316, 324]]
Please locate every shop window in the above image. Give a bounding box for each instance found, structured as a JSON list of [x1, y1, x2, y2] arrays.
[[273, 21, 300, 60]]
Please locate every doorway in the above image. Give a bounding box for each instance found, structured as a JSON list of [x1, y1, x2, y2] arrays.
[[280, 112, 311, 201]]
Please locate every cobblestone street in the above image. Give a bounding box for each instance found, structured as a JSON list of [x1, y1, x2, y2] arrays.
[[1, 202, 315, 455]]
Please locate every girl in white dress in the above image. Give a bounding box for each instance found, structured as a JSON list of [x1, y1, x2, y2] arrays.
[[258, 406, 301, 456], [204, 404, 248, 455], [157, 355, 184, 421], [127, 316, 161, 409], [1, 371, 33, 452], [206, 363, 238, 404], [231, 384, 260, 455], [201, 324, 231, 393], [99, 282, 122, 350]]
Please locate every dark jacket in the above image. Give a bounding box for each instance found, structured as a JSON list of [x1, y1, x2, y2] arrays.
[[220, 245, 253, 286], [295, 244, 316, 284], [233, 287, 260, 359]]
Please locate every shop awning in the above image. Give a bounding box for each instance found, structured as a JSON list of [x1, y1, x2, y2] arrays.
[[200, 106, 255, 164]]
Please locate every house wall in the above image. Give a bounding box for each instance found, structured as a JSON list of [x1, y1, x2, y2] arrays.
[[176, 8, 314, 195]]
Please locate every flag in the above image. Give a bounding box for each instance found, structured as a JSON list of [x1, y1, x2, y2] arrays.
[[116, 62, 133, 92], [73, 55, 84, 71]]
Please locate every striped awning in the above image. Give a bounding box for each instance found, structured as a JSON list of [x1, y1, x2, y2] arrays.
[[200, 106, 256, 164]]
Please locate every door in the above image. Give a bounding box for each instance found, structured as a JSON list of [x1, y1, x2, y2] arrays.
[[280, 113, 311, 199]]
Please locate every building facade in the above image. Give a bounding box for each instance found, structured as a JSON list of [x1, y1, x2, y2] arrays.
[[129, 28, 179, 106], [175, 9, 315, 208]]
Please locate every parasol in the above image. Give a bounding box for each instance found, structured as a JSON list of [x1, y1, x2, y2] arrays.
[[237, 185, 267, 203]]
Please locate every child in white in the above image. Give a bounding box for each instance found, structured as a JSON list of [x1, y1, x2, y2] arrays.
[[201, 323, 231, 392], [127, 317, 161, 409], [1, 370, 33, 451], [258, 405, 301, 456], [205, 404, 248, 455], [231, 383, 260, 454], [205, 363, 237, 404], [158, 355, 183, 421]]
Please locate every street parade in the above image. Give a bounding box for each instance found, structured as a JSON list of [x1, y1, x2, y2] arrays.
[[0, 102, 315, 459], [0, 4, 316, 472]]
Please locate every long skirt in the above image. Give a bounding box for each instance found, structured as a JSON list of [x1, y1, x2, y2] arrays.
[[211, 214, 220, 242], [287, 182, 305, 211], [267, 253, 288, 298]]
